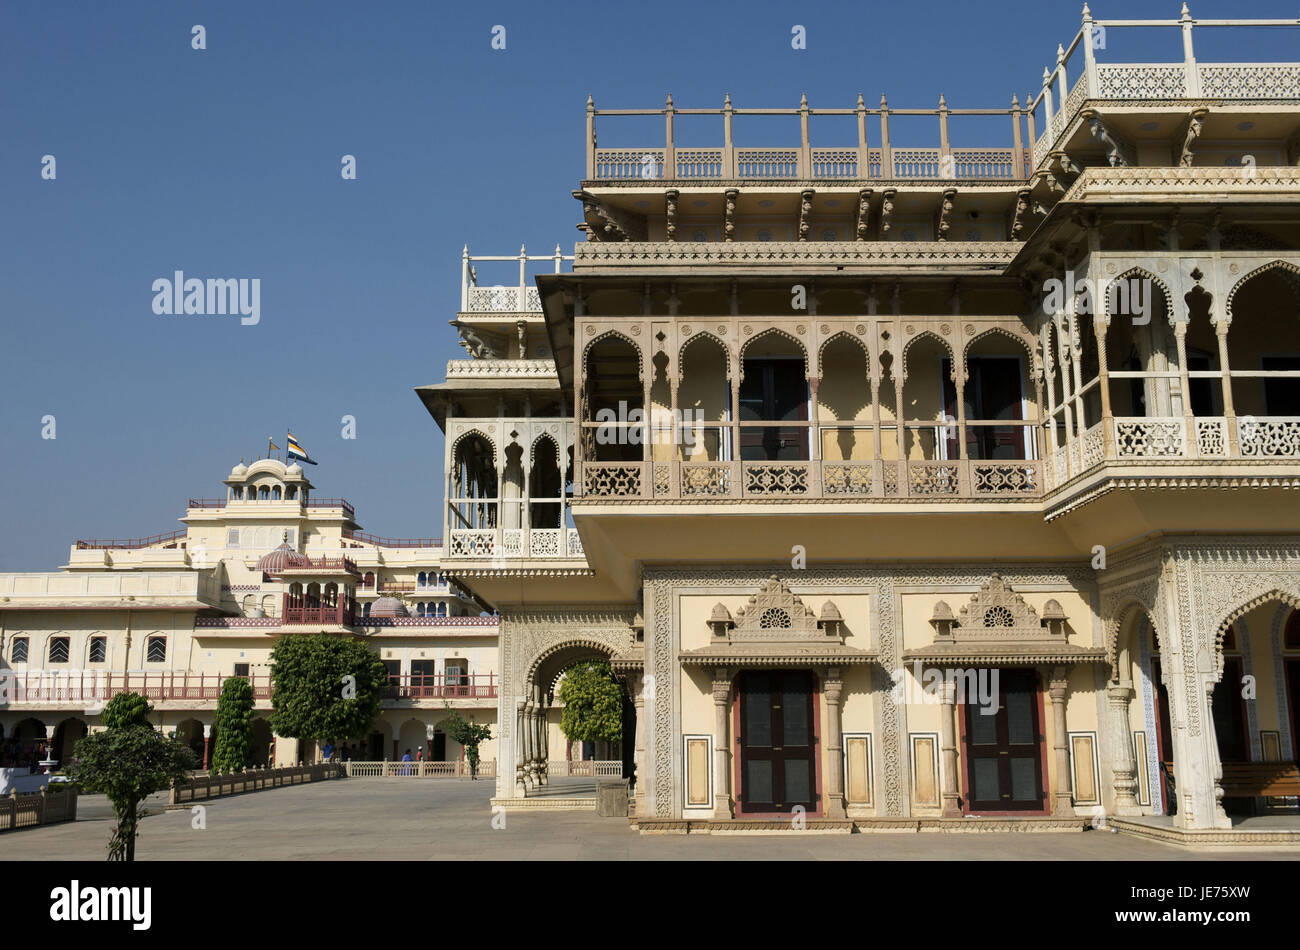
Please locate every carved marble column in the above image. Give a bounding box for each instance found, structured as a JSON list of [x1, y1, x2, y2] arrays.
[[515, 700, 527, 794], [522, 698, 536, 789], [939, 677, 962, 817], [1048, 667, 1073, 816], [823, 668, 846, 818], [1214, 320, 1239, 454], [1107, 683, 1140, 813], [632, 672, 647, 806], [536, 685, 548, 786], [712, 669, 733, 819]]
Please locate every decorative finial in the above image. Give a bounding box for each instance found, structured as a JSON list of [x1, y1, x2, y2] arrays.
[[857, 93, 864, 108], [586, 94, 593, 109], [939, 93, 947, 108], [1081, 2, 1091, 18], [1043, 66, 1052, 82], [1012, 92, 1020, 108], [880, 93, 888, 107], [1057, 43, 1066, 62], [666, 93, 673, 107], [1181, 2, 1190, 18], [800, 92, 808, 107], [281, 529, 289, 543]]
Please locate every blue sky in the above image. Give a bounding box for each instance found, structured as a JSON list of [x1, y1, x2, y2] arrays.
[[2, 0, 1296, 569]]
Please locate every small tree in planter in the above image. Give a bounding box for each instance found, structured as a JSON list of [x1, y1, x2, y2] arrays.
[[66, 693, 198, 861], [211, 676, 254, 773], [441, 708, 493, 779]]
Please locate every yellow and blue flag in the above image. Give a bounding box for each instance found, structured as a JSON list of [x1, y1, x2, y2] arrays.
[[286, 432, 317, 465]]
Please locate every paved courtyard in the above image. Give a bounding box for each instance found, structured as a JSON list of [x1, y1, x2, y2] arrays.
[[6, 778, 1300, 860]]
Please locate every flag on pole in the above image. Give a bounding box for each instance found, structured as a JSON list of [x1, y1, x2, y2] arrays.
[[267, 436, 280, 459], [286, 432, 317, 465]]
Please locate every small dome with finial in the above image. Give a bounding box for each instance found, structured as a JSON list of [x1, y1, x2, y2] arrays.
[[370, 596, 409, 619], [256, 531, 309, 574]]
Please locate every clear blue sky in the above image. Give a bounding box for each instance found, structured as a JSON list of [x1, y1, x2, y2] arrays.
[[2, 0, 1296, 569]]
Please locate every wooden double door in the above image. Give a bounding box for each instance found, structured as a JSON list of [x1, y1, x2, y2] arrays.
[[963, 668, 1047, 812], [736, 671, 818, 815]]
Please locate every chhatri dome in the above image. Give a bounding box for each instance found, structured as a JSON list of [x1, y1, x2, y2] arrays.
[[257, 531, 310, 574], [369, 596, 409, 618]]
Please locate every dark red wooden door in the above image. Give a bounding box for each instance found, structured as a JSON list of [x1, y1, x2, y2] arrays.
[[737, 671, 817, 814]]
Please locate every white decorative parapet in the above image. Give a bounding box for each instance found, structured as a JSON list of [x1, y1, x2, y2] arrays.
[[1239, 417, 1300, 457], [466, 285, 542, 312], [445, 528, 585, 560], [1115, 417, 1186, 458], [445, 359, 558, 379], [1198, 64, 1300, 98], [1095, 63, 1187, 99]]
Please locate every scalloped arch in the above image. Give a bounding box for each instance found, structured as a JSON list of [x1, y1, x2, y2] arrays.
[[1105, 267, 1172, 321], [817, 330, 871, 367], [1213, 588, 1300, 661], [529, 431, 561, 467], [964, 325, 1034, 363], [450, 428, 498, 463], [1105, 599, 1162, 681], [738, 327, 809, 377], [1224, 259, 1300, 321], [582, 330, 644, 378], [679, 331, 732, 378], [526, 637, 618, 691], [900, 329, 954, 380]]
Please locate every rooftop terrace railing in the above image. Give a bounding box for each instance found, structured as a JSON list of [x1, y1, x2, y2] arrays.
[[1029, 6, 1300, 168], [586, 93, 1032, 183], [461, 245, 573, 313], [74, 528, 187, 550]]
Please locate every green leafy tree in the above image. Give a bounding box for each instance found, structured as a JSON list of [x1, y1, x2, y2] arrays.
[[270, 634, 387, 744], [211, 676, 254, 773], [441, 708, 493, 779], [66, 692, 198, 861], [557, 660, 623, 746]]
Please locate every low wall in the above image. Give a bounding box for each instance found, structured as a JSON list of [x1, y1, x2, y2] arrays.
[[343, 759, 497, 778], [0, 785, 79, 832], [168, 763, 344, 808]]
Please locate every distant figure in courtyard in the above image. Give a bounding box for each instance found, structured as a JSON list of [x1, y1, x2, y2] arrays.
[[401, 748, 412, 775], [322, 741, 334, 762]]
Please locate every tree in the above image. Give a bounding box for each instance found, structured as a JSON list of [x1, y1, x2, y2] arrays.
[[66, 693, 197, 861], [211, 676, 254, 773], [270, 634, 387, 744], [557, 660, 623, 746], [441, 708, 493, 779]]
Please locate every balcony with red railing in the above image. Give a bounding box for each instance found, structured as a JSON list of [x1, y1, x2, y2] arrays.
[[281, 593, 357, 626], [5, 671, 271, 704], [384, 673, 497, 701], [275, 556, 360, 577], [74, 529, 188, 550]]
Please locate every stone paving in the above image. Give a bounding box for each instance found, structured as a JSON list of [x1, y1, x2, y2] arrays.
[[5, 778, 1299, 860]]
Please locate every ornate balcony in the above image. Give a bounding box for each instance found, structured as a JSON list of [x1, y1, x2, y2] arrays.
[[445, 527, 585, 559]]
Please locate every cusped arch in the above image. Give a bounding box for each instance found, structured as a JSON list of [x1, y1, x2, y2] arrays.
[[738, 327, 809, 377], [678, 331, 733, 378], [1224, 259, 1300, 321], [1105, 598, 1162, 681], [529, 431, 560, 467], [527, 637, 619, 697], [899, 329, 954, 381], [450, 427, 498, 463], [964, 325, 1035, 363], [582, 330, 645, 378], [817, 330, 871, 367], [1105, 266, 1173, 321], [1213, 587, 1300, 661]]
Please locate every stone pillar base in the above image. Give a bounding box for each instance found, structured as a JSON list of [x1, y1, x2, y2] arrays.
[[712, 797, 734, 820], [825, 796, 847, 820]]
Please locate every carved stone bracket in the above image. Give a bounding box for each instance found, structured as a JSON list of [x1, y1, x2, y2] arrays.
[[855, 188, 873, 241]]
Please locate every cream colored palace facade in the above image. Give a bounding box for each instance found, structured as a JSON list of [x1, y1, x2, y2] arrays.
[[3, 6, 1300, 840], [0, 461, 508, 770], [428, 7, 1300, 836]]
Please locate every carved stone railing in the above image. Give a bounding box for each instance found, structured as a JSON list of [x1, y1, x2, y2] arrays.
[[737, 148, 799, 178], [1239, 417, 1300, 457], [675, 148, 723, 178], [593, 148, 664, 180], [1114, 417, 1186, 458], [445, 359, 558, 380], [581, 458, 1044, 501], [465, 285, 542, 313], [1061, 166, 1300, 203], [1198, 63, 1300, 98], [445, 528, 585, 560]]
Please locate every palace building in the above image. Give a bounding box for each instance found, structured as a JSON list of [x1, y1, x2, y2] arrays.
[[3, 5, 1300, 842], [429, 6, 1300, 839], [0, 459, 503, 771]]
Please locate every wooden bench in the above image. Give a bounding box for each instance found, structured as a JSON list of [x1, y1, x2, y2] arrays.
[[1220, 761, 1300, 798]]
